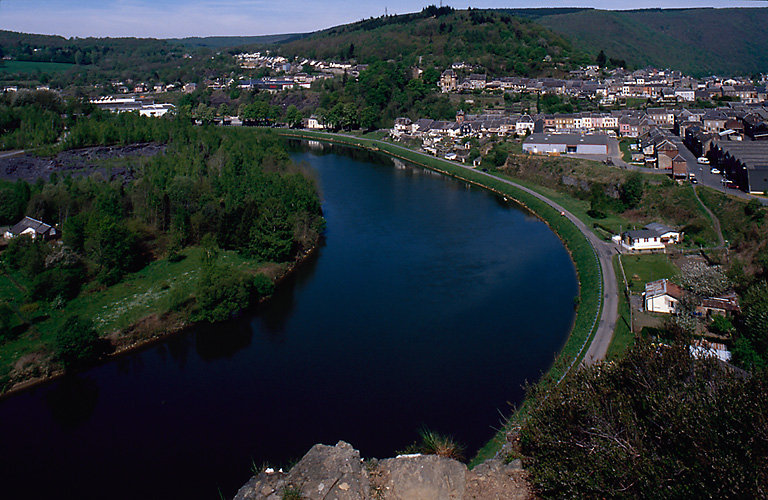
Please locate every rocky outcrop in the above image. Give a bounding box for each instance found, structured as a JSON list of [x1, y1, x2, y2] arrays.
[[234, 441, 534, 500]]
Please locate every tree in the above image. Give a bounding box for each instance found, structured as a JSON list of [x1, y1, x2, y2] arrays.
[[596, 50, 607, 67], [285, 105, 302, 128], [54, 316, 102, 370], [619, 172, 644, 209]]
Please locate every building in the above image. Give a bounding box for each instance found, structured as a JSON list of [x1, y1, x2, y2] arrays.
[[643, 223, 682, 244], [522, 133, 611, 155], [710, 141, 768, 193], [619, 229, 666, 251], [644, 279, 685, 314], [3, 216, 56, 240]]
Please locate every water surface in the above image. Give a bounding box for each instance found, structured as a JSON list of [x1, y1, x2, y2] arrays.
[[0, 142, 578, 499]]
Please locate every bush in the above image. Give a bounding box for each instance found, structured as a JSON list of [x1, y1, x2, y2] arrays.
[[194, 266, 273, 323], [520, 339, 768, 498], [28, 268, 82, 303], [416, 428, 465, 461], [54, 316, 102, 370]]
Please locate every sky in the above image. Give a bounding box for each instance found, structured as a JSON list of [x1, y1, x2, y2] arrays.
[[0, 0, 766, 38]]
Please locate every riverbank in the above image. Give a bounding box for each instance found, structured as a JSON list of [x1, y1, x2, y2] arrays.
[[0, 241, 319, 398], [273, 129, 610, 464]]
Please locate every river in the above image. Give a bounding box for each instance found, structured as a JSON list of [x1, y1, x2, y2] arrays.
[[0, 141, 578, 499]]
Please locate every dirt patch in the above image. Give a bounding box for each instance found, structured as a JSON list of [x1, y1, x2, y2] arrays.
[[0, 143, 166, 183]]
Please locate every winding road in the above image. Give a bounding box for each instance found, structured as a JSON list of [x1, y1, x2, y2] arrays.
[[282, 131, 620, 368]]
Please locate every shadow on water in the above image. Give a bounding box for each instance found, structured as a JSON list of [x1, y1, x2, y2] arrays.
[[45, 375, 99, 430]]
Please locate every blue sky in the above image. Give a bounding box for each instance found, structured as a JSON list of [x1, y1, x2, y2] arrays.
[[0, 0, 766, 38]]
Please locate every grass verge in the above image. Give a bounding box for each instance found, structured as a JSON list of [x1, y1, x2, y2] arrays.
[[607, 255, 634, 360]]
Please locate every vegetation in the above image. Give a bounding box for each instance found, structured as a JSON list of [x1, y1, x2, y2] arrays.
[[54, 316, 102, 370], [271, 7, 584, 76], [537, 8, 768, 76], [415, 428, 465, 461], [0, 102, 323, 386], [520, 339, 768, 498]]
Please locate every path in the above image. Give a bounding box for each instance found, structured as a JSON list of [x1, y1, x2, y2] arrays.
[[284, 131, 619, 367], [693, 185, 726, 247]]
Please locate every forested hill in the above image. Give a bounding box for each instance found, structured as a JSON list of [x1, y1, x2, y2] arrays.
[[269, 7, 584, 76], [536, 8, 768, 76]]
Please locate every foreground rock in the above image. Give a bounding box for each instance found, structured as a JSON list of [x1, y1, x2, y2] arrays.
[[234, 441, 533, 499]]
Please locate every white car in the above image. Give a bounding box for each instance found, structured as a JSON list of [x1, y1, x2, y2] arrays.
[[710, 168, 721, 175], [697, 157, 710, 165]]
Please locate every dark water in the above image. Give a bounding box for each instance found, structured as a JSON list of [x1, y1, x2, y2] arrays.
[[0, 142, 577, 499]]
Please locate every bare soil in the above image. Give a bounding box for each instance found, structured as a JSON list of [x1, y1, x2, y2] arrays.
[[0, 143, 166, 183]]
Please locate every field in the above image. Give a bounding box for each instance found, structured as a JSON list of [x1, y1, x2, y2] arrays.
[[0, 60, 77, 74], [606, 255, 634, 361], [620, 253, 679, 293]]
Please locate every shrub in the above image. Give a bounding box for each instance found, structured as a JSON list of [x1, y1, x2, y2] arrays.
[[416, 428, 465, 461], [54, 316, 102, 370], [194, 266, 273, 323], [520, 339, 768, 498]]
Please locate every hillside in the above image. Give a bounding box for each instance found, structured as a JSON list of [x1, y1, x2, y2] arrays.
[[268, 7, 585, 76], [536, 8, 768, 76]]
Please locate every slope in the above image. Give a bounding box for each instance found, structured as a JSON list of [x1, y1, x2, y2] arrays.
[[269, 7, 585, 76], [537, 8, 768, 76]]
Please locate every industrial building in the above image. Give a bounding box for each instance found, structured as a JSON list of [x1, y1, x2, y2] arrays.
[[523, 133, 610, 155], [710, 141, 768, 194]]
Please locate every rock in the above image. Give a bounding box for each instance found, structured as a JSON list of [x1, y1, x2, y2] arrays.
[[373, 454, 467, 500], [234, 441, 368, 500], [235, 443, 535, 500]]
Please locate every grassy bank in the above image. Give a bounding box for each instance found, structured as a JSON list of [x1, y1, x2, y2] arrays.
[[275, 129, 604, 466], [0, 246, 289, 393]]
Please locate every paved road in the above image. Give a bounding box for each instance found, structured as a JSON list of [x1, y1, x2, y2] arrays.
[[306, 132, 620, 368]]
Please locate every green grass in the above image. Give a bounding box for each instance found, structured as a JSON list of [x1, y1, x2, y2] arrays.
[[0, 60, 77, 74], [275, 129, 604, 467], [607, 255, 634, 360], [619, 139, 634, 163], [620, 253, 679, 293], [0, 246, 268, 378]]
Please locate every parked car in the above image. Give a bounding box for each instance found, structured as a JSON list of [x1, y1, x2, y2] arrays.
[[689, 173, 698, 184], [711, 167, 721, 174], [697, 157, 710, 165]]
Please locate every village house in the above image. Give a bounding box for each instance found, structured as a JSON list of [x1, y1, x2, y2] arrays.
[[4, 216, 56, 240], [644, 279, 684, 314]]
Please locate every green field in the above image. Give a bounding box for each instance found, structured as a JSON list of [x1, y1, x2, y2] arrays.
[[620, 253, 679, 293], [607, 255, 634, 361], [0, 60, 77, 74]]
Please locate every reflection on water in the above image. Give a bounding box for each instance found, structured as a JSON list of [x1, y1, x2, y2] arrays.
[[45, 376, 99, 430]]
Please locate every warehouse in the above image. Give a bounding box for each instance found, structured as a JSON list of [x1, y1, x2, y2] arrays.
[[523, 133, 610, 155], [710, 141, 768, 194]]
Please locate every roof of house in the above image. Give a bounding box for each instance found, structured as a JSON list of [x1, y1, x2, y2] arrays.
[[523, 133, 611, 146], [625, 229, 660, 240], [645, 279, 685, 301], [644, 223, 678, 234], [8, 216, 53, 236]]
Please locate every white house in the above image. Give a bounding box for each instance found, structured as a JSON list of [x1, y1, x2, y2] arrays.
[[644, 279, 684, 314], [4, 216, 56, 240], [138, 103, 175, 117], [620, 229, 666, 251], [644, 223, 682, 244], [306, 116, 324, 130], [515, 115, 535, 135]]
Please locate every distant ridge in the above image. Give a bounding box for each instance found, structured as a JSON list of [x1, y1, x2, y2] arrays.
[[172, 34, 306, 49]]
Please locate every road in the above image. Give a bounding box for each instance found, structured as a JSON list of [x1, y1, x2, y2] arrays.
[[0, 150, 24, 159], [306, 132, 620, 368]]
